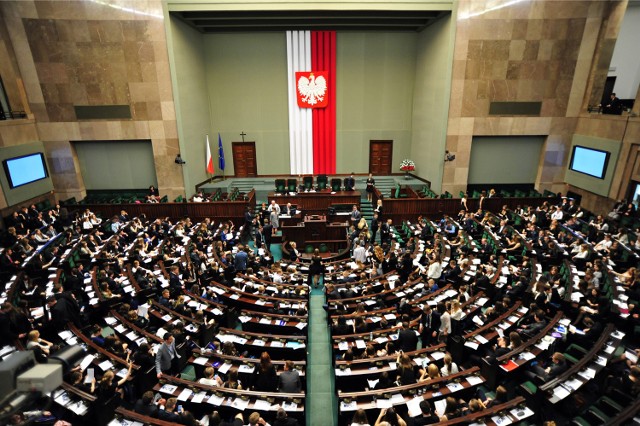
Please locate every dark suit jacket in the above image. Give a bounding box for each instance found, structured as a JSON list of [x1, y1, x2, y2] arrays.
[[134, 400, 159, 417], [397, 328, 419, 352], [157, 409, 180, 422]]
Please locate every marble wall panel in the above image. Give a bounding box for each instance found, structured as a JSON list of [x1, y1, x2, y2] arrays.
[[0, 0, 183, 201], [443, 0, 626, 196]]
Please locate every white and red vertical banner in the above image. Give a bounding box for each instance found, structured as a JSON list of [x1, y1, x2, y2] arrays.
[[286, 30, 336, 175]]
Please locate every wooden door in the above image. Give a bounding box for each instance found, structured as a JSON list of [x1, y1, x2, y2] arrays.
[[232, 142, 257, 177], [369, 140, 393, 174]]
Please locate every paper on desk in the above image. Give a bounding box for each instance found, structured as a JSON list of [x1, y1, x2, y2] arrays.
[[177, 388, 193, 401], [595, 355, 608, 366], [578, 367, 597, 380], [282, 401, 298, 411], [550, 385, 570, 403], [519, 351, 535, 361], [253, 399, 271, 411], [355, 340, 366, 349], [218, 363, 232, 374], [338, 342, 349, 351], [447, 382, 464, 393], [54, 391, 72, 407], [565, 378, 583, 391], [191, 391, 208, 404], [491, 414, 513, 426], [335, 368, 352, 376], [231, 397, 249, 411], [475, 335, 488, 344], [253, 339, 266, 347], [98, 360, 113, 371], [376, 399, 392, 409], [431, 351, 445, 361], [390, 393, 405, 404], [467, 375, 483, 386], [295, 322, 307, 330], [340, 400, 358, 412], [159, 384, 178, 394], [238, 364, 255, 373], [80, 354, 95, 371], [510, 406, 534, 420], [286, 341, 305, 349], [464, 341, 479, 350], [207, 394, 225, 406], [270, 341, 284, 347], [193, 357, 208, 366]]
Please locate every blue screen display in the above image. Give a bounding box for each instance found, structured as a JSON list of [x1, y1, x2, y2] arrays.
[[3, 153, 49, 188], [570, 146, 609, 179]]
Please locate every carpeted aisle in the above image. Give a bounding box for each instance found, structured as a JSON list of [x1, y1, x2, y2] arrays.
[[306, 281, 338, 426], [249, 241, 338, 424]]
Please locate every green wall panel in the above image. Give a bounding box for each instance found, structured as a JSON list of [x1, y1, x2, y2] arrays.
[[170, 17, 211, 196], [204, 33, 290, 176], [411, 13, 454, 192], [469, 136, 545, 184], [336, 32, 417, 173]]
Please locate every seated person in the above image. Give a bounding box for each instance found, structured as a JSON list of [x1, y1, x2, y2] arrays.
[[157, 397, 181, 422], [525, 352, 567, 383], [413, 400, 440, 425], [199, 366, 223, 386], [134, 391, 159, 417]]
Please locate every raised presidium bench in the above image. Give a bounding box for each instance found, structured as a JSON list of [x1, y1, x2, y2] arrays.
[[268, 190, 360, 216]]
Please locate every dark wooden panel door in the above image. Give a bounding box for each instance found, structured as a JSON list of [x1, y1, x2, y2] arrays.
[[232, 142, 257, 177], [369, 140, 393, 175]]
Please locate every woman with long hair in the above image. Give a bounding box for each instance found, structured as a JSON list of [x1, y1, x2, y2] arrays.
[[253, 351, 278, 391]]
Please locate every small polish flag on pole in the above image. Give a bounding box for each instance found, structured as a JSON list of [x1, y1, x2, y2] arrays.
[[206, 135, 214, 175]]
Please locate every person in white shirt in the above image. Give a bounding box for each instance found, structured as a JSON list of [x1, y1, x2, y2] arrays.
[[594, 234, 613, 252], [90, 213, 102, 226], [198, 366, 223, 386], [353, 241, 368, 263], [81, 216, 93, 231], [427, 255, 442, 280], [440, 353, 459, 376], [438, 302, 451, 342], [550, 206, 564, 221], [572, 243, 590, 260], [192, 192, 204, 202]]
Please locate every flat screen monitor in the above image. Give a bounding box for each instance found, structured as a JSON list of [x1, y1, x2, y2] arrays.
[[569, 146, 610, 179], [3, 152, 49, 189]]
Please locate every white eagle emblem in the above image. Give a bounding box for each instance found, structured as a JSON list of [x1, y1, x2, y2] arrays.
[[297, 73, 327, 106]]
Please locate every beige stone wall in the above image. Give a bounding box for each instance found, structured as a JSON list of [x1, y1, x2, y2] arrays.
[[443, 0, 627, 198], [0, 0, 636, 211], [0, 0, 184, 203]]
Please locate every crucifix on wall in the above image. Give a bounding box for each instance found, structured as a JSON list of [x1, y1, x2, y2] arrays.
[[232, 132, 257, 177]]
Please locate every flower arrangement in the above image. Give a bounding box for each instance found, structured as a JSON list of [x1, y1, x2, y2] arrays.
[[400, 159, 415, 172]]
